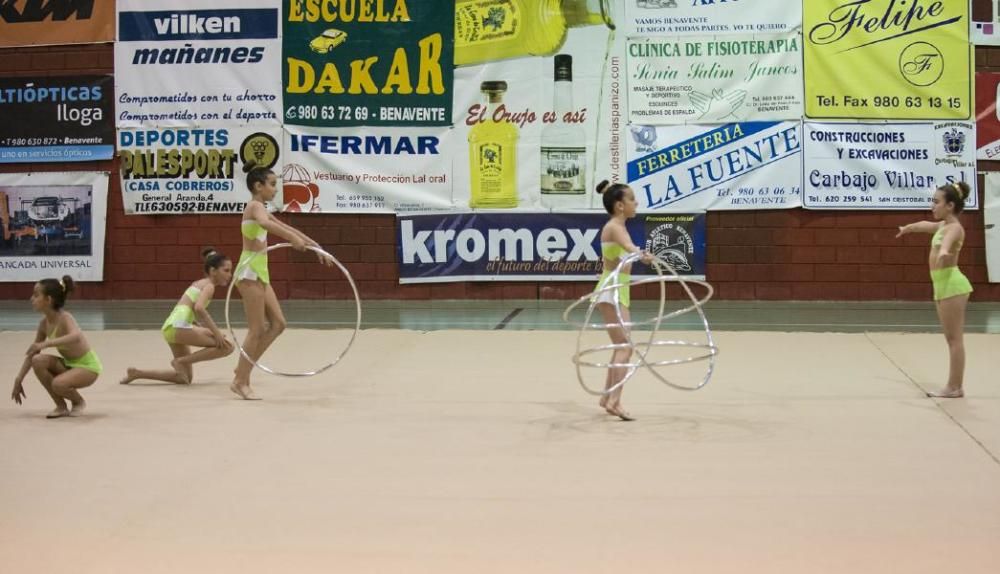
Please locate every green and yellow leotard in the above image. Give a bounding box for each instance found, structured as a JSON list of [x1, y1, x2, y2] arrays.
[[593, 242, 631, 308], [237, 219, 269, 284], [930, 226, 972, 301], [47, 325, 102, 375], [161, 285, 202, 344]]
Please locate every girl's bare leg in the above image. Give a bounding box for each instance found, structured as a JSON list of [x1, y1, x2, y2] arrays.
[[930, 295, 968, 398]]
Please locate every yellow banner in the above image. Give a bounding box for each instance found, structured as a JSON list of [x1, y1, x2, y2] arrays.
[[804, 0, 971, 119]]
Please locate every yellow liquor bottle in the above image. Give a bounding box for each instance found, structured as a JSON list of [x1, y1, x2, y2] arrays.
[[455, 0, 614, 66], [469, 81, 519, 208]]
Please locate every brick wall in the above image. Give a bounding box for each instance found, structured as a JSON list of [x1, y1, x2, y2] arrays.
[[1, 42, 999, 302]]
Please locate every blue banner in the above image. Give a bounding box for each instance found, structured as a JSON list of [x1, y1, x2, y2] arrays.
[[397, 212, 706, 283], [118, 9, 279, 41]]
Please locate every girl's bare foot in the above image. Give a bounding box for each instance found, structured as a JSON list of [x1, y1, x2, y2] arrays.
[[46, 407, 70, 419], [119, 367, 138, 385], [605, 401, 635, 421], [69, 400, 87, 417], [230, 381, 260, 400], [171, 359, 191, 384], [927, 387, 964, 398]]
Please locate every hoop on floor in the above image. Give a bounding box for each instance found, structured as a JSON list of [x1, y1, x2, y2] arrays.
[[224, 243, 361, 377], [563, 251, 718, 396]]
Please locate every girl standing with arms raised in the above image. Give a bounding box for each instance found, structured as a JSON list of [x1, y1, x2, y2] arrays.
[[897, 182, 973, 398], [232, 162, 329, 400]]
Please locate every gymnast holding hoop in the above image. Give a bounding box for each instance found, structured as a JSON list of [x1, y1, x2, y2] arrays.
[[231, 161, 332, 400]]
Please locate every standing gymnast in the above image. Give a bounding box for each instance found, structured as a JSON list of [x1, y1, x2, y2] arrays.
[[11, 275, 102, 418], [897, 181, 973, 398], [231, 161, 330, 400], [120, 247, 234, 385], [593, 180, 652, 420]]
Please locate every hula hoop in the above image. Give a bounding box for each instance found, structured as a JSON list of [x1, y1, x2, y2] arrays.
[[563, 251, 718, 395], [224, 243, 361, 377]]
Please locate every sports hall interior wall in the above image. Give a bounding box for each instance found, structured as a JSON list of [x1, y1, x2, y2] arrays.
[[2, 42, 999, 302]]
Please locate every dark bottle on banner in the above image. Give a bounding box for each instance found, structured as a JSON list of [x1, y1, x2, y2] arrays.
[[454, 0, 614, 66], [469, 81, 519, 208], [541, 54, 586, 208]]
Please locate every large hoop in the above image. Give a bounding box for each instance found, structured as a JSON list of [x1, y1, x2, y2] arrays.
[[563, 251, 718, 395], [224, 243, 361, 377]]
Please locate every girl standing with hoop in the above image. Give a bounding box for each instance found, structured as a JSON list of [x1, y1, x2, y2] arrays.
[[897, 181, 973, 398], [231, 161, 329, 400], [11, 275, 102, 418], [594, 180, 652, 420], [120, 247, 235, 385]]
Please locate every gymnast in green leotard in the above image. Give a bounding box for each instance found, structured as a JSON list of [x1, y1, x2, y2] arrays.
[[120, 247, 234, 386], [593, 180, 653, 421], [11, 275, 102, 418], [897, 181, 973, 398], [230, 161, 331, 400]]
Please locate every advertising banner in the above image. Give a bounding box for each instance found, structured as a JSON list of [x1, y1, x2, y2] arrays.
[[984, 173, 1000, 282], [0, 172, 109, 282], [397, 211, 706, 283], [803, 122, 977, 210], [626, 121, 803, 211], [0, 75, 114, 163], [624, 0, 801, 36], [0, 0, 114, 47], [115, 0, 282, 127], [975, 72, 1000, 159], [626, 33, 803, 124], [804, 0, 971, 119], [283, 0, 453, 127], [118, 126, 281, 214], [280, 125, 453, 213]]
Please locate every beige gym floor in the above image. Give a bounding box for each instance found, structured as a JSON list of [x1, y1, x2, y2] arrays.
[[2, 328, 999, 573]]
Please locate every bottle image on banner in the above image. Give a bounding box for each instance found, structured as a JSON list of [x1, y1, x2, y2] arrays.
[[469, 81, 519, 208], [541, 54, 586, 208], [454, 0, 614, 66]]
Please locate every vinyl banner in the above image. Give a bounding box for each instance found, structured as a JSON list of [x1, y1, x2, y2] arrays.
[[803, 122, 977, 210], [396, 211, 706, 283], [283, 0, 453, 127], [975, 72, 1000, 159], [118, 127, 281, 214], [626, 33, 803, 124], [451, 3, 624, 212], [972, 0, 1000, 45], [115, 0, 282, 127], [804, 0, 971, 119], [0, 172, 109, 282], [625, 0, 802, 36], [0, 0, 114, 47], [0, 75, 114, 163], [984, 173, 1000, 282], [280, 126, 453, 213], [626, 121, 803, 211]]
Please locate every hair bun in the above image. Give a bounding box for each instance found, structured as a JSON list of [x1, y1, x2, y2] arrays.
[[596, 180, 610, 194], [201, 246, 218, 260], [60, 275, 75, 294], [242, 159, 258, 174]]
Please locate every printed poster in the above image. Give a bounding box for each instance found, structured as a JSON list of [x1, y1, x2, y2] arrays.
[[983, 173, 1000, 282], [0, 172, 109, 282], [626, 121, 803, 211], [971, 0, 1000, 45], [115, 0, 282, 127], [804, 0, 971, 119], [975, 72, 1000, 159], [627, 32, 803, 124], [0, 0, 114, 47], [118, 126, 281, 214], [451, 3, 625, 211], [0, 75, 114, 163], [625, 0, 802, 36], [283, 0, 453, 127], [803, 122, 977, 210], [281, 125, 453, 213], [397, 211, 706, 283]]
